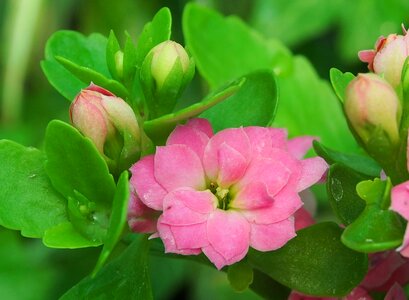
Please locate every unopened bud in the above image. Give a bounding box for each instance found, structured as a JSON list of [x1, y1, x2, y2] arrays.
[[345, 73, 401, 145], [70, 84, 141, 174]]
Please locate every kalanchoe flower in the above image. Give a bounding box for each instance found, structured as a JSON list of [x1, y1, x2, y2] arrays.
[[359, 26, 409, 88], [128, 118, 327, 269], [140, 40, 195, 118], [344, 73, 401, 146], [70, 84, 141, 174]]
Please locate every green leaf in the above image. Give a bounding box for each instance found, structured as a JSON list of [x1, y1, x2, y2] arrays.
[[143, 78, 243, 145], [43, 222, 102, 249], [200, 70, 278, 132], [0, 140, 68, 238], [327, 163, 368, 226], [92, 171, 130, 275], [55, 56, 129, 99], [314, 141, 381, 177], [135, 7, 172, 66], [183, 3, 292, 89], [248, 222, 368, 297], [44, 120, 116, 206], [227, 261, 254, 292], [342, 178, 405, 252], [61, 235, 153, 300], [41, 31, 109, 101], [106, 31, 121, 80], [329, 68, 355, 103]]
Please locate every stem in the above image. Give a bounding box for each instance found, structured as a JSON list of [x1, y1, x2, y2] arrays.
[[1, 0, 44, 125]]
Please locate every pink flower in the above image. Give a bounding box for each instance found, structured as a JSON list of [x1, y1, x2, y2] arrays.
[[359, 27, 409, 87], [128, 119, 328, 269]]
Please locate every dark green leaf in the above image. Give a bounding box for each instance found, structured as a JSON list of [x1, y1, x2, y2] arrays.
[[92, 171, 130, 275], [329, 68, 355, 103], [0, 140, 67, 238], [55, 56, 128, 99], [200, 70, 278, 131], [41, 31, 109, 100], [135, 7, 172, 66], [143, 78, 242, 145], [227, 261, 254, 292], [183, 3, 292, 89], [327, 163, 368, 226], [61, 235, 153, 300], [314, 141, 381, 177], [248, 222, 368, 297]]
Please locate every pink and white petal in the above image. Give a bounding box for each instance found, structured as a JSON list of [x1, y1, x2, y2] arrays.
[[242, 189, 302, 224], [294, 208, 315, 231], [203, 128, 251, 181], [166, 124, 210, 160], [161, 189, 216, 226], [202, 245, 228, 270], [206, 210, 250, 266], [157, 217, 201, 255], [127, 191, 158, 233], [186, 118, 213, 137], [296, 157, 328, 192], [242, 127, 287, 157], [358, 50, 376, 65], [232, 181, 274, 210], [384, 283, 406, 300], [234, 157, 291, 197], [154, 144, 206, 191], [391, 181, 409, 220], [287, 136, 317, 159], [130, 155, 166, 210], [250, 217, 296, 251], [171, 223, 209, 249], [217, 143, 248, 187]]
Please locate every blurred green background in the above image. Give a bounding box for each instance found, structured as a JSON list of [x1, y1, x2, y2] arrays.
[[1, 0, 408, 299]]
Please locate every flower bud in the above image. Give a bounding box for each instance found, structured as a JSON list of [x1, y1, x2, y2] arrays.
[[359, 27, 409, 88], [140, 40, 195, 118], [70, 84, 141, 174], [345, 73, 401, 145]]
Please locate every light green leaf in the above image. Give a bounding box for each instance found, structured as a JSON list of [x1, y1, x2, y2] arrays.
[[329, 68, 355, 103]]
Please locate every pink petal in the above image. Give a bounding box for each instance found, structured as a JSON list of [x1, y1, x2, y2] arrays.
[[203, 128, 251, 182], [130, 155, 166, 210], [217, 143, 248, 187], [157, 216, 201, 255], [242, 127, 287, 157], [234, 157, 291, 197], [294, 208, 315, 231], [154, 144, 206, 191], [385, 283, 406, 300], [241, 188, 303, 224], [344, 287, 372, 300], [202, 245, 228, 270], [358, 50, 376, 64], [249, 217, 296, 251], [166, 123, 210, 160], [206, 210, 250, 268], [160, 189, 216, 226], [232, 181, 274, 210], [287, 136, 317, 159], [297, 157, 328, 192], [171, 223, 209, 249], [398, 227, 409, 258], [127, 191, 158, 233], [185, 118, 213, 137], [391, 181, 409, 220]]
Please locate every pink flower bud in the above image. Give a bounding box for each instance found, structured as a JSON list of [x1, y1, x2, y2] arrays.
[[70, 84, 141, 172], [359, 27, 409, 87], [344, 73, 401, 145]]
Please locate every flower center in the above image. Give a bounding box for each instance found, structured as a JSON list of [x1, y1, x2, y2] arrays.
[[209, 182, 231, 210]]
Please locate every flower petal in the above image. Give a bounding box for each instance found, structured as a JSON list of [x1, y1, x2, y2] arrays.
[[161, 189, 216, 226], [232, 181, 274, 210], [171, 223, 209, 249], [203, 128, 251, 182], [186, 118, 213, 137], [385, 283, 406, 300], [217, 143, 248, 187], [202, 245, 228, 270], [154, 144, 206, 191], [250, 217, 296, 251], [166, 123, 210, 160], [243, 127, 287, 157], [391, 181, 409, 220], [287, 136, 317, 159], [127, 191, 158, 233], [206, 210, 250, 267], [297, 157, 328, 192], [130, 155, 166, 210], [294, 208, 315, 231]]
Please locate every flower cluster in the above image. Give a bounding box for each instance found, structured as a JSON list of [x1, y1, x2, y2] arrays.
[[127, 118, 327, 269]]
